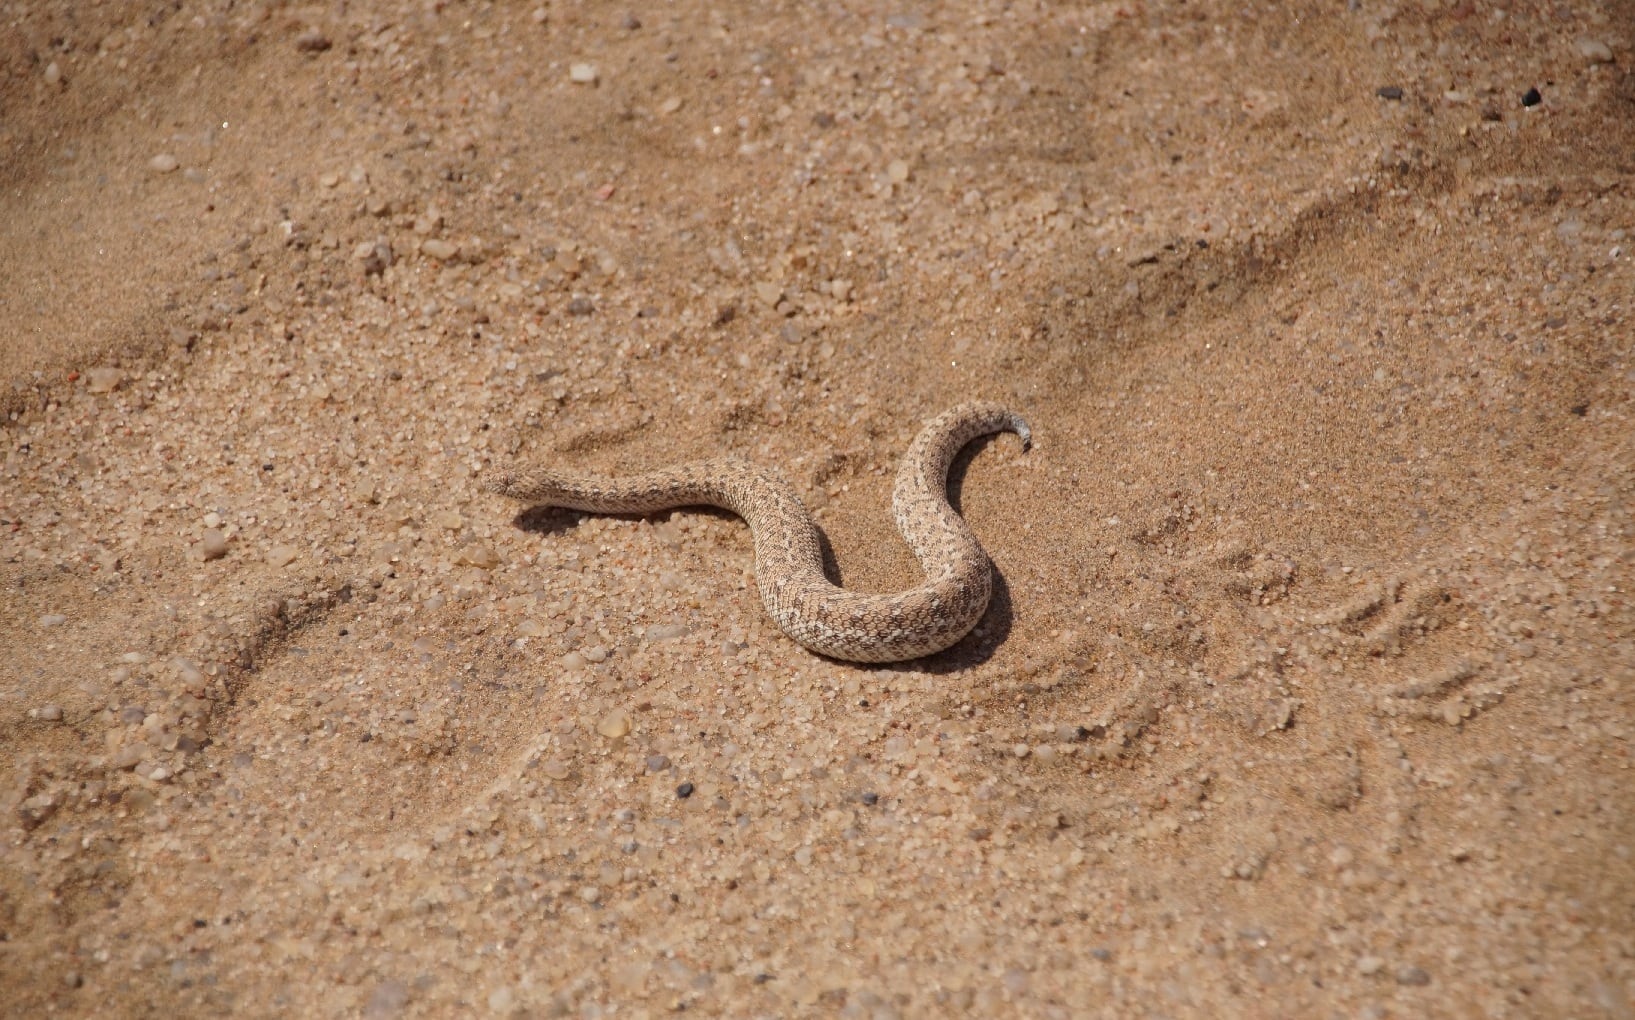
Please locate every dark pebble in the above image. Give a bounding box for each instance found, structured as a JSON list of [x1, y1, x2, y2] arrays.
[[861, 791, 879, 806], [676, 781, 694, 798], [1521, 87, 1542, 107], [566, 297, 595, 316], [1091, 948, 1113, 962], [1375, 86, 1404, 101]]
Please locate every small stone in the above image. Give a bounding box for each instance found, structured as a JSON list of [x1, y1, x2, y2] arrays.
[[578, 885, 602, 903], [420, 238, 459, 261], [1396, 965, 1431, 986], [112, 745, 143, 769], [38, 613, 68, 628], [173, 658, 205, 691], [267, 545, 299, 568], [148, 153, 180, 173], [646, 754, 671, 772], [644, 623, 688, 642], [433, 510, 464, 530], [541, 759, 571, 780], [886, 158, 910, 183], [1012, 743, 1031, 758], [1521, 87, 1542, 107], [676, 781, 695, 798], [1357, 955, 1385, 977], [44, 61, 62, 85], [566, 296, 595, 316], [201, 529, 229, 561], [295, 29, 332, 53], [1375, 86, 1404, 101], [36, 704, 63, 722], [596, 708, 632, 739], [456, 544, 499, 569], [569, 63, 598, 84], [353, 238, 392, 275], [1575, 37, 1614, 64], [755, 282, 783, 307], [85, 367, 124, 393], [561, 651, 587, 671], [487, 987, 515, 1012], [582, 645, 609, 663]]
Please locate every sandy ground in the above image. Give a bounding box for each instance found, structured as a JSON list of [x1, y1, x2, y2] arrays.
[[3, 1, 1634, 1016]]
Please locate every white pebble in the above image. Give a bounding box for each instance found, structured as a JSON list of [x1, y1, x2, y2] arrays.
[[1575, 36, 1614, 64], [39, 613, 68, 628], [44, 62, 62, 85], [569, 63, 598, 84], [148, 153, 180, 173], [36, 704, 64, 722]]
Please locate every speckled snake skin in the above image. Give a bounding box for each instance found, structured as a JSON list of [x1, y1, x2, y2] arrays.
[[486, 401, 1031, 662]]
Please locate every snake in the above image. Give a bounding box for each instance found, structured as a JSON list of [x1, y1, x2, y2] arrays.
[[485, 401, 1031, 662]]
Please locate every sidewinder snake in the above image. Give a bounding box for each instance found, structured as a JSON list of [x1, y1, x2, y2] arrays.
[[486, 401, 1030, 662]]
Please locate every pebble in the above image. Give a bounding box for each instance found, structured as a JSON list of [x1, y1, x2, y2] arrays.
[[569, 63, 598, 84], [39, 613, 68, 628], [85, 367, 124, 393], [566, 297, 595, 316], [582, 645, 609, 663], [44, 61, 62, 85], [1575, 37, 1614, 64], [268, 545, 299, 568], [596, 708, 631, 739], [644, 623, 688, 642], [456, 545, 499, 569], [201, 529, 229, 561], [646, 754, 671, 772], [541, 759, 571, 780], [420, 239, 459, 261], [676, 781, 695, 798], [295, 30, 332, 54], [1396, 965, 1431, 986], [148, 153, 180, 173], [578, 885, 602, 903], [1357, 955, 1385, 976], [35, 704, 63, 722]]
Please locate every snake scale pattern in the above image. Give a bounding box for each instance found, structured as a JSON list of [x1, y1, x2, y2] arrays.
[[486, 401, 1031, 662]]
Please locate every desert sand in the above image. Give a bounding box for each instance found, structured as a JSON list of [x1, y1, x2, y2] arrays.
[[3, 1, 1632, 1016]]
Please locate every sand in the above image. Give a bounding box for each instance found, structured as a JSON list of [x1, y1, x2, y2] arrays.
[[2, 1, 1632, 1016]]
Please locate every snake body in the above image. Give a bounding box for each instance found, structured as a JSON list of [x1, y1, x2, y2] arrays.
[[486, 401, 1030, 662]]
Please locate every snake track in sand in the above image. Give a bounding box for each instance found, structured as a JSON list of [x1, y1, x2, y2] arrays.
[[486, 401, 1031, 662]]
